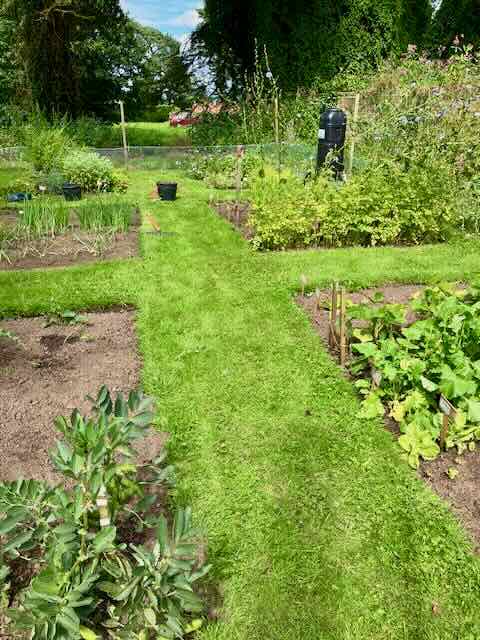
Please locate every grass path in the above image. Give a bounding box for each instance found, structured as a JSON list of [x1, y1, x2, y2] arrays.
[[2, 172, 480, 638]]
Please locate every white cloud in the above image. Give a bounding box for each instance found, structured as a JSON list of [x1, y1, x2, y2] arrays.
[[168, 9, 201, 29]]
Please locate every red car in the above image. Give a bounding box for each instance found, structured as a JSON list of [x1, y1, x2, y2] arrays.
[[169, 111, 199, 127]]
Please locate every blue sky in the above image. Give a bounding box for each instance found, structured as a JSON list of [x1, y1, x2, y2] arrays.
[[120, 0, 203, 42]]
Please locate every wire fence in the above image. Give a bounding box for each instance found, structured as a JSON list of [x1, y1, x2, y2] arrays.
[[0, 143, 317, 176]]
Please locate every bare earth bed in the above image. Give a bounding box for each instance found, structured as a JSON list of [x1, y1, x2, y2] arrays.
[[298, 283, 480, 548], [0, 309, 166, 484], [212, 201, 253, 240], [0, 208, 140, 270]]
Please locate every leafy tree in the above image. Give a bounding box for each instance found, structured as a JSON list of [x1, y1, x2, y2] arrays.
[[191, 0, 433, 94], [430, 0, 480, 49], [3, 0, 129, 117], [124, 23, 193, 117]]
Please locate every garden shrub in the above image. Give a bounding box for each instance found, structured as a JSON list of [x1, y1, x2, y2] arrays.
[[61, 150, 128, 193], [22, 119, 75, 173], [0, 387, 210, 639], [249, 160, 460, 249], [68, 117, 115, 148], [184, 150, 265, 189]]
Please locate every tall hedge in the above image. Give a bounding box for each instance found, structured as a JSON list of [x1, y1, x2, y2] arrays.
[[192, 0, 433, 93]]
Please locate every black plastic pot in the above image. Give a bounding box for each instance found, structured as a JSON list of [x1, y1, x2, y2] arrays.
[[6, 192, 32, 202], [63, 182, 82, 201], [157, 182, 177, 201]]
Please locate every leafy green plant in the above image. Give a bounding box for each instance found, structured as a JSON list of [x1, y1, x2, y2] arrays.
[[183, 150, 264, 190], [348, 285, 480, 467], [249, 158, 459, 250], [21, 116, 75, 173], [0, 326, 18, 342], [0, 387, 210, 639], [61, 150, 128, 193], [44, 310, 88, 327]]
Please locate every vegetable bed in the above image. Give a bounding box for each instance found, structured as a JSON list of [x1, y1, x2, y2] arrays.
[[299, 283, 480, 544], [0, 198, 140, 270]]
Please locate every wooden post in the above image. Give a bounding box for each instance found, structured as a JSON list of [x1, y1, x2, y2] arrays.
[[339, 287, 347, 366], [117, 100, 128, 168], [440, 414, 449, 451], [329, 282, 338, 349], [274, 96, 281, 178], [235, 145, 244, 224], [345, 93, 360, 178]]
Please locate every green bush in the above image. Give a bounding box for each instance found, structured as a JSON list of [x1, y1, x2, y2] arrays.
[[68, 117, 115, 148], [184, 150, 265, 189], [249, 161, 462, 250], [61, 150, 128, 193], [22, 119, 75, 173], [0, 387, 210, 639]]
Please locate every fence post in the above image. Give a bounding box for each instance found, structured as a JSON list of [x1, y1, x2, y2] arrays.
[[346, 93, 360, 178], [274, 96, 281, 178], [117, 99, 129, 168]]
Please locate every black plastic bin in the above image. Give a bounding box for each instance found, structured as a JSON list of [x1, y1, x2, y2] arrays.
[[6, 192, 32, 202], [157, 182, 177, 201], [63, 182, 82, 201]]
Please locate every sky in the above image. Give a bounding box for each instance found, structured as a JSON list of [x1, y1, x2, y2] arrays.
[[120, 0, 203, 44]]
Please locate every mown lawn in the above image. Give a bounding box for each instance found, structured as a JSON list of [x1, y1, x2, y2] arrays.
[[122, 121, 190, 147], [2, 171, 480, 639]]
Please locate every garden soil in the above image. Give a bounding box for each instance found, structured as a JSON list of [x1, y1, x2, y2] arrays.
[[0, 207, 140, 270], [0, 309, 167, 484], [298, 283, 480, 548], [213, 201, 253, 240]]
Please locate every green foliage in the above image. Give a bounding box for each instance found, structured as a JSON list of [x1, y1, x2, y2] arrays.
[[349, 285, 480, 466], [0, 327, 18, 341], [192, 0, 432, 94], [19, 199, 70, 237], [0, 387, 209, 639], [44, 310, 88, 327], [2, 0, 130, 117], [61, 150, 128, 193], [249, 158, 460, 249], [11, 196, 135, 239], [74, 198, 136, 231], [430, 1, 480, 50], [22, 117, 75, 173], [125, 23, 193, 118], [184, 150, 264, 189]]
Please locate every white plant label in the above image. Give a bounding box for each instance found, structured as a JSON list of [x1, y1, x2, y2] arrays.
[[318, 129, 326, 140], [439, 394, 456, 418], [371, 368, 382, 387]]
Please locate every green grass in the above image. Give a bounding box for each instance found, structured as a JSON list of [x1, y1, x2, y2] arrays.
[[126, 121, 190, 147], [91, 122, 190, 148], [2, 171, 480, 639], [0, 166, 29, 192]]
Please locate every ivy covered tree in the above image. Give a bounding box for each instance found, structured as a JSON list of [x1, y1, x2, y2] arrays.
[[191, 0, 433, 94], [3, 0, 129, 117]]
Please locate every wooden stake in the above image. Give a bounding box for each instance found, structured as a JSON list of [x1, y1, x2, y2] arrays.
[[345, 93, 360, 178], [440, 413, 450, 451], [274, 95, 281, 178], [235, 145, 243, 224], [340, 287, 347, 366], [117, 99, 128, 168], [329, 283, 338, 349]]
